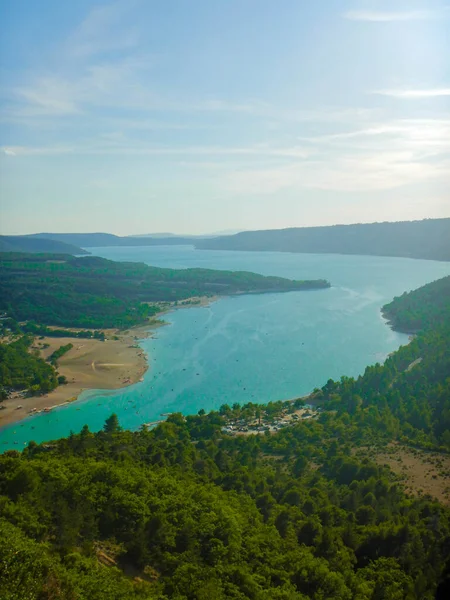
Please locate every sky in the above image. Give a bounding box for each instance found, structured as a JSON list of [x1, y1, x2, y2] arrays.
[[0, 0, 449, 235]]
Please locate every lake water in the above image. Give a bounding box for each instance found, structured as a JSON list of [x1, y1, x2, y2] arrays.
[[1, 247, 449, 450]]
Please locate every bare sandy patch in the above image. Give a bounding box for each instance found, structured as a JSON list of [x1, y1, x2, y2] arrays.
[[0, 297, 218, 428], [356, 443, 450, 505], [0, 325, 155, 427]]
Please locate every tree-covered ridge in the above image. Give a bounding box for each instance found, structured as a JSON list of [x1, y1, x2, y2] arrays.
[[317, 275, 450, 450], [0, 253, 330, 329], [0, 336, 59, 399], [382, 276, 450, 333], [196, 218, 450, 262], [1, 409, 449, 600]]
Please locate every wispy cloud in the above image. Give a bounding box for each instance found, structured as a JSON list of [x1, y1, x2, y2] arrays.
[[225, 153, 450, 194], [3, 1, 449, 202], [0, 142, 312, 159], [66, 1, 139, 58], [373, 88, 450, 99], [344, 9, 445, 22], [225, 116, 450, 194], [299, 119, 450, 152]]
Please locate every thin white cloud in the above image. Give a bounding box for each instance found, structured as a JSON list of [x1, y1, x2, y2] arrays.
[[225, 116, 450, 194], [374, 88, 450, 99], [300, 119, 450, 152], [66, 1, 139, 58], [344, 9, 443, 22], [0, 142, 312, 159], [1, 145, 75, 157], [225, 153, 450, 194], [3, 62, 381, 126], [13, 77, 81, 116]]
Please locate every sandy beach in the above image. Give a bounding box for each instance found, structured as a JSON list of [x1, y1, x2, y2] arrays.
[[0, 325, 156, 428], [0, 297, 218, 428]]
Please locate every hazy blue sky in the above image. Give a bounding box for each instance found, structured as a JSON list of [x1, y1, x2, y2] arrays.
[[1, 0, 449, 235]]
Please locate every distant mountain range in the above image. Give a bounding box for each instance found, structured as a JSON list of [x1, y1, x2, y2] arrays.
[[128, 230, 243, 238], [196, 218, 450, 262], [1, 218, 449, 261], [31, 233, 197, 247]]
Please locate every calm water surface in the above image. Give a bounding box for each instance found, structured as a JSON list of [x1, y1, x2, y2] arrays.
[[1, 247, 449, 450]]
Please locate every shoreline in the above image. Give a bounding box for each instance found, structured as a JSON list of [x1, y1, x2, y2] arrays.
[[0, 324, 156, 428], [0, 296, 219, 429]]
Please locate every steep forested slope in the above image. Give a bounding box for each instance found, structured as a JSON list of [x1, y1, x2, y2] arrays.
[[383, 275, 450, 333], [1, 409, 449, 600], [317, 276, 450, 449]]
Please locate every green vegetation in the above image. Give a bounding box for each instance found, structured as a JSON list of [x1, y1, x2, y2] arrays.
[[0, 235, 88, 255], [47, 343, 73, 366], [1, 405, 449, 599], [0, 336, 58, 399], [1, 275, 449, 598], [19, 321, 106, 341], [382, 275, 450, 333], [316, 276, 450, 451], [0, 253, 330, 329], [197, 218, 450, 261]]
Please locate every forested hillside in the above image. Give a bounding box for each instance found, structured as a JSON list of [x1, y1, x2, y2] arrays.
[[0, 336, 59, 399], [0, 253, 330, 328], [1, 408, 450, 600], [1, 276, 449, 599], [318, 276, 450, 449], [196, 218, 450, 261], [382, 276, 450, 333]]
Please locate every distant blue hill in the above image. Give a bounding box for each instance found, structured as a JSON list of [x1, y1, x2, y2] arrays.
[[196, 218, 450, 262], [0, 236, 88, 255], [31, 232, 200, 248], [23, 218, 450, 261]]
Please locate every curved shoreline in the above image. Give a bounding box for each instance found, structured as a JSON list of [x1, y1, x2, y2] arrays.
[[0, 297, 219, 429]]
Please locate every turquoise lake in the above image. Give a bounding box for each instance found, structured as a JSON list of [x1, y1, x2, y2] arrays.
[[1, 247, 449, 450]]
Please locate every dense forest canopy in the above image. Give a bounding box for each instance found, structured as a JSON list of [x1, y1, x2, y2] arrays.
[[382, 276, 450, 333], [196, 218, 450, 262], [1, 406, 449, 599], [0, 336, 59, 399], [0, 253, 330, 328], [317, 276, 450, 450]]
